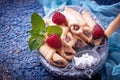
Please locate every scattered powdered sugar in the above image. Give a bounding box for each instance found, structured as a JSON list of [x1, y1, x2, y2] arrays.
[[74, 53, 98, 69]]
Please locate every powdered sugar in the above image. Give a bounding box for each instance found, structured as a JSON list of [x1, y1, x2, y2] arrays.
[[74, 53, 98, 69]]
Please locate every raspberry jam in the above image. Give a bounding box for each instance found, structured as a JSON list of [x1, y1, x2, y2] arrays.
[[65, 52, 72, 56], [74, 40, 82, 48], [83, 30, 91, 38], [65, 35, 71, 42], [73, 25, 79, 31]]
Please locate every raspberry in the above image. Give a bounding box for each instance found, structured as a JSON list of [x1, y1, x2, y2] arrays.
[[92, 24, 104, 39], [52, 12, 67, 25], [46, 34, 62, 49]]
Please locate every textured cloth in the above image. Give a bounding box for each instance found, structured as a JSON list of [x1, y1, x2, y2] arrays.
[[41, 0, 120, 80]]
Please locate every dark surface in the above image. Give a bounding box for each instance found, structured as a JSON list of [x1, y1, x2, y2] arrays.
[[94, 0, 120, 5], [0, 0, 116, 80], [0, 0, 54, 80]]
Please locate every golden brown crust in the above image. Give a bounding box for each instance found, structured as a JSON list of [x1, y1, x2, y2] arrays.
[[82, 11, 96, 30], [65, 7, 87, 27], [80, 26, 93, 43], [39, 43, 68, 67]]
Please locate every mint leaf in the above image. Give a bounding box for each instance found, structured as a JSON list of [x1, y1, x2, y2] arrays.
[[28, 13, 63, 51], [29, 28, 44, 36], [31, 12, 46, 35], [28, 12, 46, 51], [28, 35, 44, 51], [46, 25, 63, 36]]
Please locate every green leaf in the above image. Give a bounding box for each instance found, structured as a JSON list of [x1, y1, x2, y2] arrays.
[[28, 12, 46, 51], [29, 28, 44, 36], [46, 25, 63, 36], [28, 13, 63, 51], [28, 35, 44, 51], [31, 12, 46, 35]]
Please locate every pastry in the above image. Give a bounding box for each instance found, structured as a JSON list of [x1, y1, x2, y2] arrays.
[[39, 43, 68, 67], [45, 19, 76, 61], [82, 11, 96, 30], [65, 7, 87, 27], [73, 35, 87, 48], [80, 26, 93, 43], [62, 9, 83, 34]]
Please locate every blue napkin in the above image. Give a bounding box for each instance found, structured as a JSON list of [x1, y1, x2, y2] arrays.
[[40, 0, 120, 80]]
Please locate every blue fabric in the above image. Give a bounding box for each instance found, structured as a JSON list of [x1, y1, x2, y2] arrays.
[[41, 0, 120, 80]]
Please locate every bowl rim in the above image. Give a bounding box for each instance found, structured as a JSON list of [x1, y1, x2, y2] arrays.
[[38, 5, 108, 79]]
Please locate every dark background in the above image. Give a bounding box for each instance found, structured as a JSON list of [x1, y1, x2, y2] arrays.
[[0, 0, 120, 80]]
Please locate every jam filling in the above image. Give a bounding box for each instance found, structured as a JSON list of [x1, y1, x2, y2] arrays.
[[73, 25, 79, 31], [65, 35, 71, 42], [65, 52, 72, 56], [54, 61, 63, 65], [83, 30, 91, 38], [74, 40, 82, 48]]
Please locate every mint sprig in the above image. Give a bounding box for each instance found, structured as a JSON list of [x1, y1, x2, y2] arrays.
[[28, 12, 63, 51], [28, 35, 44, 51], [46, 25, 62, 36], [30, 12, 46, 35]]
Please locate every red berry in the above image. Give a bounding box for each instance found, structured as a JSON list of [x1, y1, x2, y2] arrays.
[[46, 34, 62, 49], [52, 12, 67, 25], [92, 24, 104, 39]]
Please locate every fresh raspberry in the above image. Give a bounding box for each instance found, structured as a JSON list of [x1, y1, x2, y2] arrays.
[[46, 34, 62, 49], [52, 12, 67, 25], [92, 24, 104, 39]]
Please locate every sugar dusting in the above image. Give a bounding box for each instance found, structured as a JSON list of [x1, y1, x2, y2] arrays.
[[74, 53, 97, 69]]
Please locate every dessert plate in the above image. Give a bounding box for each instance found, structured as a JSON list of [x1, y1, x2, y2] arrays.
[[38, 5, 108, 79]]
